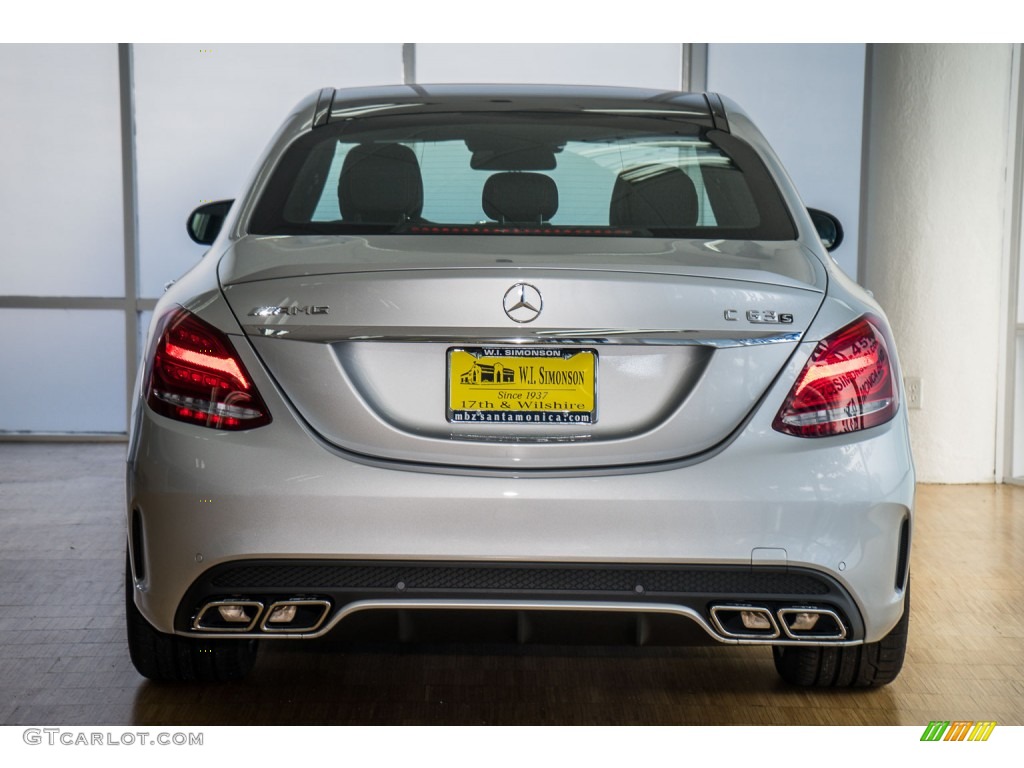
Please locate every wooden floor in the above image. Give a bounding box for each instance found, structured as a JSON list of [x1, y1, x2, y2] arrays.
[[1, 443, 1022, 725]]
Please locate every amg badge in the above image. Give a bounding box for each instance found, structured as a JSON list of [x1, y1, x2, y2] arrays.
[[248, 305, 330, 317]]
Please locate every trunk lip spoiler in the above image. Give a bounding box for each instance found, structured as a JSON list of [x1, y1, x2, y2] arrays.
[[241, 326, 804, 349]]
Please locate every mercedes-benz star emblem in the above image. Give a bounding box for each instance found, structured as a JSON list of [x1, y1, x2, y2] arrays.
[[503, 283, 543, 324]]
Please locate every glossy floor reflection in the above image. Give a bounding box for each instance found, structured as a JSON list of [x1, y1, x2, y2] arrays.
[[1, 444, 1021, 725]]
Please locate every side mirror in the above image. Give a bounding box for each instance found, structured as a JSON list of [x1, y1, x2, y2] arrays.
[[807, 208, 844, 252], [187, 200, 234, 246]]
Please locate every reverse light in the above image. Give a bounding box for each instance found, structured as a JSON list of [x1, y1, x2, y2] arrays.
[[147, 307, 271, 430], [773, 315, 898, 437]]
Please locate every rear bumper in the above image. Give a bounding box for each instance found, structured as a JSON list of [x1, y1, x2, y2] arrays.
[[127, 391, 914, 644]]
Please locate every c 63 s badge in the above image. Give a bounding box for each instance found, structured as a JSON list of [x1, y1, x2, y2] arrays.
[[724, 309, 794, 324]]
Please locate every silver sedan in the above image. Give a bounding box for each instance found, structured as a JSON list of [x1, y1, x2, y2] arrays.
[[126, 84, 914, 686]]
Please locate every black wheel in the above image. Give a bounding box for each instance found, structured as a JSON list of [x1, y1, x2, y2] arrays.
[[125, 553, 258, 682], [772, 581, 909, 688]]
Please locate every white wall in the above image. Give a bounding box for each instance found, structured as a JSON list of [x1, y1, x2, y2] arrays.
[[0, 310, 126, 432], [417, 44, 682, 89], [0, 45, 124, 296], [863, 44, 1013, 483], [0, 44, 127, 433], [707, 44, 866, 280]]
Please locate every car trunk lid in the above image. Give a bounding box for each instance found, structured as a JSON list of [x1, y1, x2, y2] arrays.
[[220, 235, 825, 470]]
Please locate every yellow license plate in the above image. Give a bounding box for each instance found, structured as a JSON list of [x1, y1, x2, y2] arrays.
[[447, 347, 597, 424]]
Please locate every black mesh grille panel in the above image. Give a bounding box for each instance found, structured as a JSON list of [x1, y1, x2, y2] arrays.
[[211, 563, 831, 596]]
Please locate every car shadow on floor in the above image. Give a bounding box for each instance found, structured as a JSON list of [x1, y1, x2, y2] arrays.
[[129, 637, 900, 726]]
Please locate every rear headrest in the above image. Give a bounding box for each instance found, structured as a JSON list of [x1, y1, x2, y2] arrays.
[[482, 172, 558, 223], [609, 165, 699, 229], [338, 143, 423, 224]]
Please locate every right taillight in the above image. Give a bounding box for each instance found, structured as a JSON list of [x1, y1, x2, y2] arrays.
[[146, 306, 271, 430], [772, 315, 898, 438]]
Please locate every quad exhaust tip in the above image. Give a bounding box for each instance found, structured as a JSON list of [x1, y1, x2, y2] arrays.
[[193, 597, 331, 634], [710, 604, 847, 641]]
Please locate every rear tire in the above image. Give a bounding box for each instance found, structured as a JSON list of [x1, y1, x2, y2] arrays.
[[125, 553, 258, 682], [772, 581, 909, 688]]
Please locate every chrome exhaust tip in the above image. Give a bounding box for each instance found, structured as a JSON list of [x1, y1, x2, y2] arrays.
[[259, 599, 332, 633], [709, 605, 781, 639], [777, 607, 847, 640], [193, 600, 264, 632]]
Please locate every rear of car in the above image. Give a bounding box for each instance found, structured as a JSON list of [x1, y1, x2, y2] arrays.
[[126, 85, 914, 686]]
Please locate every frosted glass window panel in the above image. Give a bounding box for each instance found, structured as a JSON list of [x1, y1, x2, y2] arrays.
[[707, 44, 866, 280], [134, 44, 403, 298], [0, 45, 125, 297], [417, 44, 682, 90], [0, 310, 126, 433]]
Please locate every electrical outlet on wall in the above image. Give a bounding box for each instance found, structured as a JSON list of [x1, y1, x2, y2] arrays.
[[905, 376, 923, 409]]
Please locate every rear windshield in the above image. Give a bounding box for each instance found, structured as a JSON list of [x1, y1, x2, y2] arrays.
[[250, 113, 795, 240]]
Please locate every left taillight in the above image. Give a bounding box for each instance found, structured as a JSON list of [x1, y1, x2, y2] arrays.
[[146, 307, 271, 430], [772, 315, 899, 438]]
